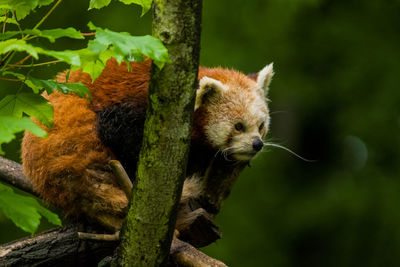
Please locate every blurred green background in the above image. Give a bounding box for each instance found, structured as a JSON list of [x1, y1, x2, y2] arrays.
[[1, 0, 400, 266]]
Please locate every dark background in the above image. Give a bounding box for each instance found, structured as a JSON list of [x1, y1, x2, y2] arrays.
[[1, 0, 400, 266]]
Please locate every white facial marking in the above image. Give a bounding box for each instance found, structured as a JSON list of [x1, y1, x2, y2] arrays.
[[257, 63, 274, 96], [205, 121, 232, 148], [223, 88, 269, 161], [195, 76, 227, 110]]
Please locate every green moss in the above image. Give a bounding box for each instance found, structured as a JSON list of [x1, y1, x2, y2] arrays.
[[113, 0, 202, 265]]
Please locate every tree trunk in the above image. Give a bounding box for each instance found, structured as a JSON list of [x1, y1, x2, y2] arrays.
[[113, 0, 202, 266]]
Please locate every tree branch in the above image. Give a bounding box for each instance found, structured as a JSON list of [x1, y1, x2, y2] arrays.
[[0, 156, 234, 266], [0, 224, 118, 267], [0, 156, 37, 196], [170, 236, 227, 267], [0, 222, 225, 267]]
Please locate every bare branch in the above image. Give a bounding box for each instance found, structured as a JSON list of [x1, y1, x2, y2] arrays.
[[0, 156, 37, 196], [170, 236, 227, 267], [0, 224, 117, 266], [78, 231, 120, 241]]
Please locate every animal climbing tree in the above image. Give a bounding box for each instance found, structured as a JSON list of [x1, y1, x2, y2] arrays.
[[0, 0, 246, 266]]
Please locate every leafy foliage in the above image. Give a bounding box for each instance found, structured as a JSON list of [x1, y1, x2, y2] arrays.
[[0, 0, 168, 235], [0, 182, 61, 234], [26, 77, 90, 98], [0, 0, 169, 152], [0, 28, 84, 42], [0, 93, 53, 127], [88, 0, 112, 10], [89, 0, 152, 15], [0, 116, 46, 154], [0, 0, 55, 20], [0, 39, 39, 58], [71, 22, 169, 80]]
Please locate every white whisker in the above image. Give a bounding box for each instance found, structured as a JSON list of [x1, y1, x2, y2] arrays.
[[263, 142, 315, 162], [221, 146, 235, 161]]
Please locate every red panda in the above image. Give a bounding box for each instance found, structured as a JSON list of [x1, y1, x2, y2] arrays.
[[21, 58, 274, 231]]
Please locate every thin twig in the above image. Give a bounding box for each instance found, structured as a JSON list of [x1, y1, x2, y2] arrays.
[[0, 51, 13, 68], [13, 11, 24, 38], [32, 0, 63, 31], [6, 59, 62, 69], [81, 32, 96, 36], [2, 13, 7, 33], [0, 77, 23, 82], [78, 231, 120, 241], [3, 54, 31, 70]]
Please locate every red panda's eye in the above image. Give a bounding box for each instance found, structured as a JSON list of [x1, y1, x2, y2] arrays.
[[235, 122, 244, 131], [259, 122, 265, 131]]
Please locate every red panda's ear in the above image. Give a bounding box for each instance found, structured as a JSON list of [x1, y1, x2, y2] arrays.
[[195, 76, 227, 110], [257, 63, 274, 96], [247, 72, 258, 81]]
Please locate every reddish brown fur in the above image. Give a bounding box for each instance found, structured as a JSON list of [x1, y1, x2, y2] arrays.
[[198, 67, 255, 92], [57, 58, 151, 111], [22, 59, 152, 229], [22, 59, 255, 230]]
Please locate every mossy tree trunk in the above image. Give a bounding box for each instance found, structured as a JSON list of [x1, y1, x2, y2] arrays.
[[113, 0, 202, 266]]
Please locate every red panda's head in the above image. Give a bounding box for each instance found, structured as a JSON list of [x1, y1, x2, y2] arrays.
[[195, 64, 274, 161]]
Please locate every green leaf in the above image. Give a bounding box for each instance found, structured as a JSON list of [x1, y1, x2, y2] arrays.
[[0, 16, 19, 25], [0, 0, 55, 20], [0, 116, 46, 154], [0, 28, 84, 42], [0, 93, 53, 127], [88, 22, 169, 69], [118, 0, 152, 16], [88, 0, 111, 10], [40, 28, 84, 42], [0, 39, 38, 58], [88, 0, 152, 15], [25, 77, 90, 98], [0, 29, 41, 41], [1, 70, 25, 80], [36, 47, 81, 65], [0, 40, 81, 66], [71, 48, 106, 81], [0, 182, 61, 234]]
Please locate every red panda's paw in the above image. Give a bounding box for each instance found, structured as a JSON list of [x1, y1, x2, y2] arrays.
[[80, 181, 129, 231]]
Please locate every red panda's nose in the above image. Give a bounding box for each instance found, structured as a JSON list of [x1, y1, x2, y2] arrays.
[[252, 139, 264, 151]]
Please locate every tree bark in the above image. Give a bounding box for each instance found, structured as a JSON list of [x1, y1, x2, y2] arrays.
[[0, 223, 226, 267], [0, 155, 37, 197], [0, 224, 117, 267], [113, 0, 202, 266]]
